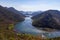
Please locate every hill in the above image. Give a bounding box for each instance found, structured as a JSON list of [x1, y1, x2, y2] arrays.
[[0, 5, 25, 23], [32, 10, 60, 30]]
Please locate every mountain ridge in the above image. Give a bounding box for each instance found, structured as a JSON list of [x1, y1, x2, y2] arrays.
[[32, 10, 60, 30]]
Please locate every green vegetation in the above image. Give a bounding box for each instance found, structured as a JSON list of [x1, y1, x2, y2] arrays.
[[0, 23, 60, 40], [0, 22, 43, 40], [45, 37, 60, 40], [8, 24, 14, 30]]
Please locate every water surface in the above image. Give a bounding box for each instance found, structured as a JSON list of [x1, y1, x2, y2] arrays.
[[14, 16, 45, 35], [14, 16, 60, 38]]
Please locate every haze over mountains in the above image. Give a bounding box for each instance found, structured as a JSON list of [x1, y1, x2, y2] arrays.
[[32, 11, 42, 16], [19, 11, 42, 17]]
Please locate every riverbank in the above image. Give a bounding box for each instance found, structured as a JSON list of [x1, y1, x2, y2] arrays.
[[0, 20, 60, 40]]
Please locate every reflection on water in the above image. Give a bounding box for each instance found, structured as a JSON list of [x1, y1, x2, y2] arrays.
[[14, 16, 45, 35], [14, 16, 60, 38]]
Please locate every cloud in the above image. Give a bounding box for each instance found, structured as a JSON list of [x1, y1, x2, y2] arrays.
[[0, 0, 60, 11], [15, 4, 60, 11]]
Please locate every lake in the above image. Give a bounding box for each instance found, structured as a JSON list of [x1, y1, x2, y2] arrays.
[[14, 16, 60, 38]]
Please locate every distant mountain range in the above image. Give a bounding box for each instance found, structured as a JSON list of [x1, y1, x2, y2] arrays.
[[31, 11, 42, 16], [19, 11, 42, 17], [31, 11, 42, 19], [32, 10, 60, 30]]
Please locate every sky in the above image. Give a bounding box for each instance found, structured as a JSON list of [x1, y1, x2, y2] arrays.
[[0, 0, 60, 11]]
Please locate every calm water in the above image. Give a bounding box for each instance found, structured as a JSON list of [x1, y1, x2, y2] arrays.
[[14, 16, 45, 35], [14, 16, 60, 38]]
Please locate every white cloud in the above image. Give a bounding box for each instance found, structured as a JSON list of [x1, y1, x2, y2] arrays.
[[14, 4, 60, 11]]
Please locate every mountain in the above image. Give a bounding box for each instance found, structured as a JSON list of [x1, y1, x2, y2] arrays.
[[0, 6, 44, 40], [31, 11, 42, 19], [31, 11, 42, 16], [0, 5, 25, 23], [7, 7, 26, 17], [32, 10, 60, 30], [22, 11, 33, 17]]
